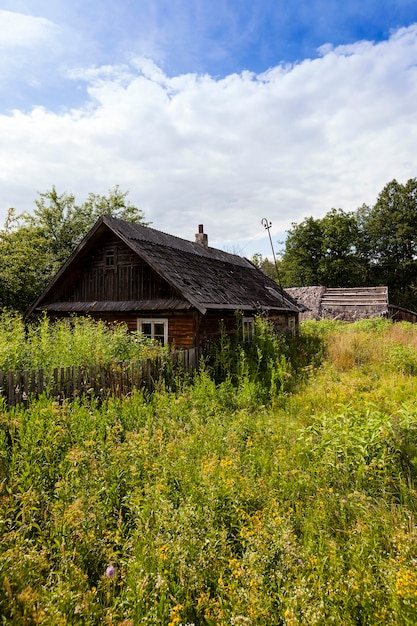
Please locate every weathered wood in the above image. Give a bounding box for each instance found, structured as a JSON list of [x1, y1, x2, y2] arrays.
[[29, 217, 300, 346], [7, 372, 15, 406], [0, 348, 199, 407], [286, 286, 394, 322]]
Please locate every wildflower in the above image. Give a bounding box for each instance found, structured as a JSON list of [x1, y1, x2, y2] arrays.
[[106, 565, 115, 578]]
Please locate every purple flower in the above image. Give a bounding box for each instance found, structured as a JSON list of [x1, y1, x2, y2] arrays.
[[106, 565, 115, 578]]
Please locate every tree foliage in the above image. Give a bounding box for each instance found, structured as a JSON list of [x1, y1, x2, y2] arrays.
[[280, 209, 366, 288], [250, 253, 278, 280], [0, 186, 148, 311], [363, 178, 417, 307], [279, 216, 326, 286], [277, 178, 417, 310]]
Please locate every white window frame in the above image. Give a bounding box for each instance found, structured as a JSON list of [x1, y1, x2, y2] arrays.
[[137, 318, 168, 345], [242, 317, 255, 342]]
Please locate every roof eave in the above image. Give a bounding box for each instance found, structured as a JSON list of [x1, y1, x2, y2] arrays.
[[203, 303, 300, 313]]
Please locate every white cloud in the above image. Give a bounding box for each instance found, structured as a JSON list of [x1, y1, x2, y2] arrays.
[[0, 9, 57, 48], [0, 23, 417, 255], [0, 9, 66, 98]]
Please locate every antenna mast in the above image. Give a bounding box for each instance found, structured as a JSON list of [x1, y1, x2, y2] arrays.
[[261, 218, 281, 286]]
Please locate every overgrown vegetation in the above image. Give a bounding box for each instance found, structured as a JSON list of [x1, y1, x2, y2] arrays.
[[2, 317, 417, 624], [0, 311, 163, 373]]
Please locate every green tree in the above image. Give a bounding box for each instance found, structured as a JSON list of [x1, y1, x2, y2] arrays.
[[362, 178, 417, 308], [279, 178, 417, 311], [319, 208, 367, 286], [25, 185, 148, 266], [0, 186, 148, 311], [280, 209, 367, 288], [250, 253, 278, 281], [280, 216, 325, 286], [0, 222, 53, 310]]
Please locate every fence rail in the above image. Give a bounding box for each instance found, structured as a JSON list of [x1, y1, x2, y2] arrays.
[[0, 347, 200, 407]]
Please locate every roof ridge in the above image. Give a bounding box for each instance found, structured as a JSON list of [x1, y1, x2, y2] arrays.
[[104, 215, 252, 267]]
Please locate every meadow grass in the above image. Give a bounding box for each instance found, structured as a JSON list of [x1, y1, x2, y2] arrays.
[[1, 318, 417, 624]]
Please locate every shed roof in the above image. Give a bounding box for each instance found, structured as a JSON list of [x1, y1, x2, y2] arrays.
[[285, 286, 389, 321]]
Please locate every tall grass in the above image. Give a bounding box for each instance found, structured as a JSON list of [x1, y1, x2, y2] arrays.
[[207, 314, 323, 403], [1, 318, 417, 624], [0, 310, 163, 372]]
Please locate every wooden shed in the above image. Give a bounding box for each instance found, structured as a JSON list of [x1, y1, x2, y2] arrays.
[[28, 216, 303, 348], [285, 286, 417, 323]]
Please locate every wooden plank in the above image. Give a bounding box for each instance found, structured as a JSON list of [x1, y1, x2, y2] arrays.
[[7, 372, 15, 407], [0, 348, 199, 406], [30, 370, 36, 396], [23, 371, 29, 403], [15, 371, 22, 405]]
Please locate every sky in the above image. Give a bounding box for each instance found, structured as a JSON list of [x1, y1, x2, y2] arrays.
[[1, 1, 417, 258]]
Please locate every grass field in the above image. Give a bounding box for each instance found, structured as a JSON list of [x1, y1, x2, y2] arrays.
[[1, 316, 417, 624]]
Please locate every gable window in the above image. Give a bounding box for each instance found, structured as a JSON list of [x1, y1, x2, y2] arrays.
[[242, 317, 255, 342], [138, 318, 168, 346], [105, 249, 115, 267]]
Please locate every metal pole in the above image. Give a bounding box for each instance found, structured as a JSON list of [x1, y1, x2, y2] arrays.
[[261, 218, 281, 286]]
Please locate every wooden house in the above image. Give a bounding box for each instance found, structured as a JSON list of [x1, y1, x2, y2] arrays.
[[285, 286, 417, 323], [28, 216, 303, 348]]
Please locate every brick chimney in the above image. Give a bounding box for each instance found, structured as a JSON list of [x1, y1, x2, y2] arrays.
[[195, 224, 208, 248]]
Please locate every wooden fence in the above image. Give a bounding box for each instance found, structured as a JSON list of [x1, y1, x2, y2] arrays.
[[0, 347, 200, 407]]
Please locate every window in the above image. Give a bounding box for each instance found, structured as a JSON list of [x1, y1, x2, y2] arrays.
[[105, 249, 115, 267], [288, 316, 296, 336], [242, 317, 255, 342], [137, 318, 168, 345]]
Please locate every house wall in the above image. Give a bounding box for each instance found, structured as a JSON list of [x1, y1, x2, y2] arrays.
[[198, 311, 238, 346], [53, 234, 179, 303], [268, 312, 299, 333], [197, 310, 297, 347], [84, 311, 198, 349]]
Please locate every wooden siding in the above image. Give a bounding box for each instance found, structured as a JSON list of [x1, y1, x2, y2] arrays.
[[50, 234, 180, 304], [268, 312, 298, 333], [197, 310, 295, 345], [198, 311, 239, 345], [79, 311, 198, 349]]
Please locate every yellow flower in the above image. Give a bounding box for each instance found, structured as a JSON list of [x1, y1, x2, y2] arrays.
[[396, 568, 417, 598], [168, 603, 184, 626]]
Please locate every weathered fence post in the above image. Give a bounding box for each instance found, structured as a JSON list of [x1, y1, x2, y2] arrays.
[[0, 348, 200, 407]]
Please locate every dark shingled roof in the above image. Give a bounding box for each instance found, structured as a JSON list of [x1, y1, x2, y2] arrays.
[[29, 216, 303, 316], [106, 216, 301, 314]]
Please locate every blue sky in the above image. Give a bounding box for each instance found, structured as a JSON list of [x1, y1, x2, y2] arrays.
[[1, 0, 417, 257]]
